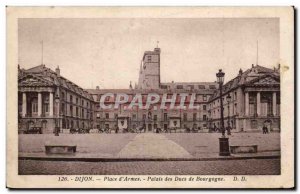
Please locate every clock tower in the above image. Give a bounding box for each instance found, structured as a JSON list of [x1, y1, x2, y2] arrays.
[[138, 47, 161, 89]]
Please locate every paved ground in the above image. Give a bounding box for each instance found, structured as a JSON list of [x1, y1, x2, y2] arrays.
[[164, 132, 280, 157], [117, 133, 192, 158], [19, 158, 280, 175], [19, 132, 280, 158], [19, 133, 137, 157]]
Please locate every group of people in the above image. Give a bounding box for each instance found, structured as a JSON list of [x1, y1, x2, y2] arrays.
[[211, 124, 232, 135]]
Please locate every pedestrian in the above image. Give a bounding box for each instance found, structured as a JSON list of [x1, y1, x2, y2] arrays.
[[213, 124, 217, 132], [262, 125, 268, 134], [226, 125, 232, 135]]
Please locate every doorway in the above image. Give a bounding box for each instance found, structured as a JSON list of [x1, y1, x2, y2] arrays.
[[148, 124, 152, 132]]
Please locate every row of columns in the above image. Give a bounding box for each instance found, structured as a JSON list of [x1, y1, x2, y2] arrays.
[[21, 92, 54, 117], [245, 91, 277, 116]]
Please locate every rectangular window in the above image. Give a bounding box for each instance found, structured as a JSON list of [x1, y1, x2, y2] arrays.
[[251, 120, 258, 129], [209, 85, 216, 89], [132, 114, 137, 119], [154, 115, 157, 121], [203, 95, 207, 101], [32, 102, 38, 113], [183, 113, 187, 121], [96, 113, 100, 118], [147, 55, 151, 62], [176, 85, 183, 89], [164, 113, 168, 121], [234, 103, 237, 115], [114, 113, 118, 119], [203, 105, 206, 110], [198, 85, 205, 89], [43, 104, 49, 113], [105, 113, 109, 119], [187, 85, 194, 90], [70, 106, 73, 116], [160, 85, 167, 89], [203, 115, 207, 121], [61, 103, 64, 114], [249, 104, 255, 116], [193, 113, 197, 121]]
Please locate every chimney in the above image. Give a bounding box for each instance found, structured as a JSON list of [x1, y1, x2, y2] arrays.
[[96, 86, 100, 90], [55, 66, 60, 76], [238, 68, 243, 76]]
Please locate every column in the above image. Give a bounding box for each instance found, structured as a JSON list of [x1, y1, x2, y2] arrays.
[[49, 92, 53, 116], [257, 92, 261, 116], [245, 92, 249, 116], [38, 92, 42, 117], [22, 92, 27, 117], [273, 92, 277, 116]]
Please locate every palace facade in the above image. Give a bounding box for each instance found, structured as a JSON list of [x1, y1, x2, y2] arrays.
[[208, 65, 280, 132], [18, 65, 95, 133], [18, 47, 280, 133]]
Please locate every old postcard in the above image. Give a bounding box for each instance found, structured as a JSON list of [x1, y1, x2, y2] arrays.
[[6, 6, 294, 189]]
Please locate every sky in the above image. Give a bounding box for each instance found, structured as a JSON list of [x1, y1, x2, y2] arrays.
[[18, 18, 279, 89]]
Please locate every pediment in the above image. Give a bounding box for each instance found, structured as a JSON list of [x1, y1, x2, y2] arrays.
[[248, 74, 280, 86], [18, 74, 55, 87]]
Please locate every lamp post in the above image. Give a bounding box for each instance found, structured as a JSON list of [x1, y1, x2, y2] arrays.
[[54, 94, 60, 136], [226, 93, 232, 136], [216, 69, 230, 156], [226, 93, 232, 126]]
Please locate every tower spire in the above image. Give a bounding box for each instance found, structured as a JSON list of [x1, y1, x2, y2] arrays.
[[156, 41, 159, 48]]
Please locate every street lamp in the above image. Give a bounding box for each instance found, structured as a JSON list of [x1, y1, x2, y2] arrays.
[[216, 69, 225, 136], [216, 69, 230, 156], [226, 93, 232, 126], [54, 94, 60, 136]]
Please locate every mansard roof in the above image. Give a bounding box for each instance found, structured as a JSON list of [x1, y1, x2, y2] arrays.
[[86, 88, 216, 95]]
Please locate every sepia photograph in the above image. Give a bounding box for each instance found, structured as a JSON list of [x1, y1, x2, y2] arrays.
[[6, 6, 294, 189]]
